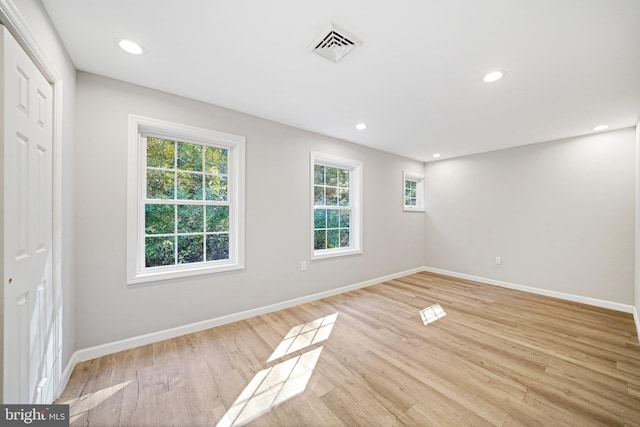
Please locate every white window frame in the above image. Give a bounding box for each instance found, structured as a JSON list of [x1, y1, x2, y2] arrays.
[[403, 171, 425, 212], [127, 115, 245, 284], [310, 152, 363, 260]]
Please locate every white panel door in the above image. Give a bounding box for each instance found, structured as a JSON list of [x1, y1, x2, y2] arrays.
[[1, 26, 55, 404]]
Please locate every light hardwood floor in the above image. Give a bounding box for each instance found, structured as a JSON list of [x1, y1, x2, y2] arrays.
[[57, 272, 640, 426]]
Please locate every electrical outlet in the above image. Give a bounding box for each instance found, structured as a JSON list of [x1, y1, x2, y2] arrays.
[[495, 256, 501, 265], [300, 261, 307, 271]]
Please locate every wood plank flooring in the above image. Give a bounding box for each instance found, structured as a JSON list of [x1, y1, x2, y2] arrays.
[[57, 272, 640, 426]]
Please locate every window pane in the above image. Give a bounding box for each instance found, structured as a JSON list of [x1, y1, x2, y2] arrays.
[[314, 230, 326, 250], [405, 188, 416, 198], [327, 229, 339, 249], [178, 235, 204, 264], [314, 209, 327, 229], [406, 180, 416, 190], [326, 168, 338, 186], [339, 209, 350, 228], [145, 204, 175, 234], [314, 165, 325, 185], [206, 175, 228, 201], [338, 169, 349, 188], [177, 142, 203, 171], [207, 234, 229, 261], [314, 186, 325, 205], [177, 172, 203, 200], [147, 137, 175, 168], [340, 229, 350, 248], [205, 146, 227, 174], [206, 206, 229, 232], [338, 189, 349, 206], [327, 210, 340, 228], [145, 236, 175, 267], [147, 170, 175, 199], [177, 205, 204, 233], [326, 187, 338, 205]]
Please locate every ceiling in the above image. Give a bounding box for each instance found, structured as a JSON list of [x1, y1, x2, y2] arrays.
[[41, 0, 640, 162]]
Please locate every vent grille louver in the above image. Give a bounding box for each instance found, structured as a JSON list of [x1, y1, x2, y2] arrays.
[[310, 23, 361, 63]]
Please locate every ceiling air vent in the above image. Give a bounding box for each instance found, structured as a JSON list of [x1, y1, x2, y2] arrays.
[[310, 23, 362, 63]]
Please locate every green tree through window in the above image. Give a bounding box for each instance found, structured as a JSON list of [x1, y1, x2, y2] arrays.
[[405, 179, 417, 207], [145, 137, 229, 267], [313, 165, 351, 251]]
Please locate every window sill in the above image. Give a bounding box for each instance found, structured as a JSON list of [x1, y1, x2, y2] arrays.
[[403, 206, 425, 212], [311, 248, 363, 261], [127, 262, 244, 285]]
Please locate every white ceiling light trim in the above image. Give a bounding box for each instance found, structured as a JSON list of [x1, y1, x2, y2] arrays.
[[116, 39, 144, 55], [592, 124, 609, 131], [310, 23, 362, 63], [483, 70, 505, 83], [433, 153, 441, 158], [355, 123, 367, 130]]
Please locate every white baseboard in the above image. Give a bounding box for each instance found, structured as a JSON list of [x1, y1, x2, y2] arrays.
[[634, 307, 640, 343], [74, 267, 425, 363], [55, 352, 77, 401], [422, 266, 635, 313]]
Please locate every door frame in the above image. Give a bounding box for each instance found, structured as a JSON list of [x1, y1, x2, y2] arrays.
[[0, 0, 66, 400]]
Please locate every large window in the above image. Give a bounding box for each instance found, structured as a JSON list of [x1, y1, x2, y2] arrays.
[[127, 116, 245, 284], [311, 152, 362, 259]]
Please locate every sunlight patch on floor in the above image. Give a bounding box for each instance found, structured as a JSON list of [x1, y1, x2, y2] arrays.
[[217, 312, 339, 426], [60, 380, 132, 423], [216, 347, 323, 427], [267, 313, 338, 362], [420, 303, 446, 325]]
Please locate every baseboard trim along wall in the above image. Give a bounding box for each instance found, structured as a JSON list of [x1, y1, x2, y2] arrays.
[[72, 267, 425, 364], [422, 266, 636, 313], [634, 307, 640, 343], [57, 353, 78, 401]]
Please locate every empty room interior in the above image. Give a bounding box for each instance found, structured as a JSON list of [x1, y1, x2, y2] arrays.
[[1, 0, 640, 425]]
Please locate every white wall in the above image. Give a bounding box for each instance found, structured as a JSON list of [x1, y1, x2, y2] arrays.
[[425, 128, 635, 304], [4, 0, 76, 384], [74, 72, 425, 349]]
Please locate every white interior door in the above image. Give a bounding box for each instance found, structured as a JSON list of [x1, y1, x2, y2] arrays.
[[1, 26, 55, 404]]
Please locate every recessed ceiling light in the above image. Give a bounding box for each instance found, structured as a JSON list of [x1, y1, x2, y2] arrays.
[[592, 124, 609, 131], [483, 71, 505, 83], [433, 153, 441, 158], [117, 39, 144, 55], [355, 123, 367, 130]]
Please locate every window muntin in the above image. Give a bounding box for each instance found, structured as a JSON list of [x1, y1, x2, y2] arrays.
[[311, 152, 362, 259], [403, 171, 424, 212], [128, 115, 245, 284]]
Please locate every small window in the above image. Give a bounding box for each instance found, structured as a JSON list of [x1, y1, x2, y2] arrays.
[[403, 171, 424, 212], [311, 152, 362, 260], [127, 116, 245, 284]]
